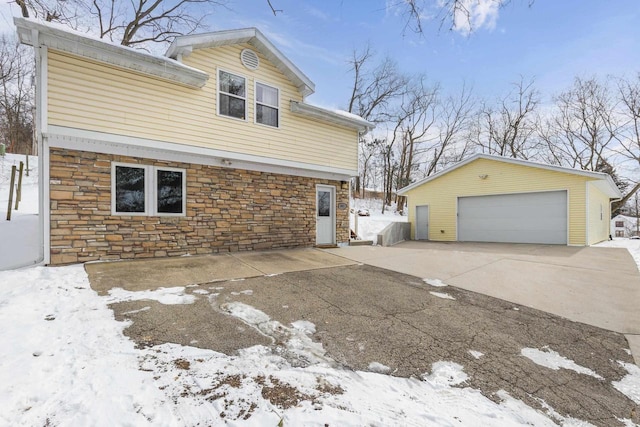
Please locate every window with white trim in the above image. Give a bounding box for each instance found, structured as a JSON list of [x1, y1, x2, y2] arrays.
[[112, 163, 186, 216], [218, 70, 246, 120], [255, 82, 279, 127]]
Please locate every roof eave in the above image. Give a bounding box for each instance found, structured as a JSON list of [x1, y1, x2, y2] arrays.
[[167, 28, 315, 97], [290, 101, 374, 133], [14, 17, 209, 89], [398, 153, 626, 196]]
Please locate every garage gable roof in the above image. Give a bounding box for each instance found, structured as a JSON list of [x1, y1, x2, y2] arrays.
[[398, 154, 623, 198]]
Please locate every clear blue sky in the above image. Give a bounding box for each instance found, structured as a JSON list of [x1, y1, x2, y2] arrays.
[[206, 0, 640, 109], [1, 1, 639, 109]]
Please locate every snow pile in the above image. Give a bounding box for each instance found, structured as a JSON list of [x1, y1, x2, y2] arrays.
[[0, 153, 40, 270], [521, 347, 603, 380], [350, 198, 407, 242], [0, 264, 584, 426]]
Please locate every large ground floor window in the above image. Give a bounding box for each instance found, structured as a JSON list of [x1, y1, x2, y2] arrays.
[[111, 162, 186, 216]]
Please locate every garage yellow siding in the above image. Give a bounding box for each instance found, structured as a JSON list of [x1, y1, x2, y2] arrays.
[[587, 183, 611, 245], [47, 48, 358, 171], [405, 158, 599, 245]]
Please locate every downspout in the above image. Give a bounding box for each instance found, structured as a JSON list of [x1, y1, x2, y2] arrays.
[[32, 28, 50, 265]]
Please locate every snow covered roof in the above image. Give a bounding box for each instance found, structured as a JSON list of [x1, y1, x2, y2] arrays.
[[290, 101, 374, 133], [398, 153, 623, 198], [166, 28, 315, 97], [14, 17, 209, 88]]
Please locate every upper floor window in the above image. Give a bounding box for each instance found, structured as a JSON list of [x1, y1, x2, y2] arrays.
[[218, 70, 246, 120], [256, 82, 279, 127], [616, 221, 624, 227]]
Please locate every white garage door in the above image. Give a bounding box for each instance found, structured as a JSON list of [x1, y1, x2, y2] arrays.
[[458, 191, 567, 244]]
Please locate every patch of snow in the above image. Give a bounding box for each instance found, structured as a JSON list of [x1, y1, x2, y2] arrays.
[[106, 287, 197, 305], [423, 361, 468, 387], [350, 198, 407, 241], [594, 238, 640, 272], [521, 347, 603, 379], [191, 289, 209, 295], [265, 273, 279, 277], [291, 320, 316, 334], [368, 362, 391, 374], [230, 289, 253, 296], [121, 306, 151, 315], [513, 307, 520, 311], [429, 291, 456, 300], [423, 278, 448, 287], [0, 264, 580, 426], [612, 361, 640, 404], [469, 350, 484, 359], [532, 395, 597, 426]]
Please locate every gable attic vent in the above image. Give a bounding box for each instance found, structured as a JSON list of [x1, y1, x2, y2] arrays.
[[240, 49, 260, 70]]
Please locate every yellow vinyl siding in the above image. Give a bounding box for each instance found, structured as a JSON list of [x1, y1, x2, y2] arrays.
[[587, 182, 611, 245], [405, 158, 602, 246], [47, 47, 358, 171]]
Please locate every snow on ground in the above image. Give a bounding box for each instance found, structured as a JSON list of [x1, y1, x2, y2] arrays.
[[1, 264, 593, 426], [595, 238, 640, 271], [612, 362, 640, 404], [0, 153, 40, 270], [350, 197, 407, 242], [429, 291, 456, 300], [423, 278, 448, 287], [521, 347, 603, 380]]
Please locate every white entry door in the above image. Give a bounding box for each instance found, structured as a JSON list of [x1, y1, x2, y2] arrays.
[[415, 205, 429, 240], [316, 185, 335, 245]]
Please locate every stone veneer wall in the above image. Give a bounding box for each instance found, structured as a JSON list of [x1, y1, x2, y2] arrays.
[[49, 148, 350, 265]]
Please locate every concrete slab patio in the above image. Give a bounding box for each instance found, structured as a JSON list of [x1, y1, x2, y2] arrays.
[[86, 248, 356, 295]]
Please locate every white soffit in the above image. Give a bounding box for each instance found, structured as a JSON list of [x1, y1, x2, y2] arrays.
[[14, 17, 209, 88], [166, 28, 315, 97]]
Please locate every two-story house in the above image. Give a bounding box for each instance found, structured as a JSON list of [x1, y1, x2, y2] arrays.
[[15, 18, 372, 265], [611, 214, 639, 238]]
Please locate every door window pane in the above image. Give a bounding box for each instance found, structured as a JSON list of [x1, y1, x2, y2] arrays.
[[157, 169, 184, 214], [115, 165, 145, 213], [318, 191, 330, 217]]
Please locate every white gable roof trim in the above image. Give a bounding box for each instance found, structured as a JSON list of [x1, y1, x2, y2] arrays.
[[398, 153, 623, 198], [167, 28, 315, 97], [14, 18, 209, 88], [290, 101, 374, 133]]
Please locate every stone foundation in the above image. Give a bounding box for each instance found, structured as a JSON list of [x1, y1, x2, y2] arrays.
[[48, 148, 349, 265]]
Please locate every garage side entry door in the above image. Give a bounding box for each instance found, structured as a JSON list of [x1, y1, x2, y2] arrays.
[[457, 190, 568, 244]]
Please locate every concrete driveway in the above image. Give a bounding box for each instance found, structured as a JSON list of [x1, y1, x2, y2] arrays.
[[325, 241, 640, 360]]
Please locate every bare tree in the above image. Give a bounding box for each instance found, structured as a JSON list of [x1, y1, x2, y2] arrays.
[[392, 77, 439, 212], [616, 74, 640, 167], [347, 46, 409, 197], [473, 76, 540, 159], [419, 83, 475, 177], [0, 36, 34, 155], [542, 77, 618, 171], [15, 0, 227, 47]]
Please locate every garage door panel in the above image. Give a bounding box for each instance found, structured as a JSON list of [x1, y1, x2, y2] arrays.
[[458, 191, 567, 244]]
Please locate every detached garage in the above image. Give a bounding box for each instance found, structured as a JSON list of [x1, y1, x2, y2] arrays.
[[399, 154, 622, 246]]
